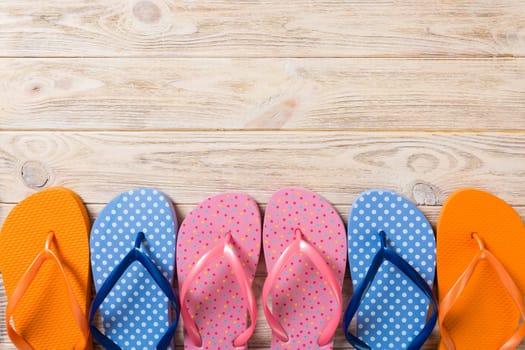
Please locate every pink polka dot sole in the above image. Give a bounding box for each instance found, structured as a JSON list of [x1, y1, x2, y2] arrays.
[[263, 188, 346, 349], [176, 193, 261, 349]]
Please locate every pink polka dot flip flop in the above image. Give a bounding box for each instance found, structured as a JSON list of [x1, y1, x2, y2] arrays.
[[176, 193, 262, 349], [262, 187, 346, 349]]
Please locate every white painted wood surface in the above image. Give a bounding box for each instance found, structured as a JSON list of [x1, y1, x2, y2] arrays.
[[1, 1, 525, 57], [1, 0, 524, 349], [1, 59, 525, 131]]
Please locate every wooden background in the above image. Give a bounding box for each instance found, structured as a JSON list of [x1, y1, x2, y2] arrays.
[[1, 0, 525, 349]]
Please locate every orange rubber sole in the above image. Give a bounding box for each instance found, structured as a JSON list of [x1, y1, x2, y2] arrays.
[[0, 187, 92, 350], [437, 189, 525, 350]]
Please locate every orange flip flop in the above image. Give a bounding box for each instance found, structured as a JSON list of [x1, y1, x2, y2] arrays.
[[0, 187, 92, 350], [437, 188, 525, 350]]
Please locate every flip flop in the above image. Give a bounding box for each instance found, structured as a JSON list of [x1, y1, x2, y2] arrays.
[[89, 188, 179, 349], [176, 193, 261, 350], [262, 187, 346, 349], [343, 189, 437, 350], [437, 188, 525, 350], [0, 187, 92, 350]]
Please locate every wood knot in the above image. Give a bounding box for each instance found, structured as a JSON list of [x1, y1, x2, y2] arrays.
[[26, 82, 44, 96], [283, 99, 297, 108], [133, 1, 161, 24], [20, 161, 52, 189], [411, 182, 438, 205], [407, 153, 439, 174]]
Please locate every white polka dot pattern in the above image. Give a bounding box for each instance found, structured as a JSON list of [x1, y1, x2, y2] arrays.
[[348, 190, 436, 349], [90, 188, 177, 350]]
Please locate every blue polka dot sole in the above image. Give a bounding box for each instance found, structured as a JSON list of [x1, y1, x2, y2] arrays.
[[90, 188, 178, 349], [345, 189, 436, 349]]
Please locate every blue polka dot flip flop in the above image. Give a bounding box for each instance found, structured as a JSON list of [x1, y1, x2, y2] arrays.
[[89, 188, 179, 349], [343, 189, 437, 350]]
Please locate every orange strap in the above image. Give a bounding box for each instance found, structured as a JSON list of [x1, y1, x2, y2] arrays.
[[5, 232, 89, 350], [439, 233, 525, 350]]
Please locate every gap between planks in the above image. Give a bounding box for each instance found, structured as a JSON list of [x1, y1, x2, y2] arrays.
[[2, 130, 525, 134], [0, 56, 521, 59]]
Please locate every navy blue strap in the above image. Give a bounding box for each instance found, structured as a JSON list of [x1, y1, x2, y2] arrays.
[[89, 232, 180, 350], [343, 230, 438, 350]]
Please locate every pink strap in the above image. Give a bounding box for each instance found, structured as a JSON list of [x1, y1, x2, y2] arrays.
[[439, 233, 525, 350], [179, 233, 257, 347], [5, 232, 89, 350], [262, 228, 343, 346]]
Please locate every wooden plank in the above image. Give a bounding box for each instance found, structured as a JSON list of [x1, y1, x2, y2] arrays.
[[1, 132, 525, 205], [1, 1, 524, 58], [2, 203, 525, 276], [0, 272, 439, 350], [0, 202, 450, 349], [1, 203, 525, 348], [2, 203, 524, 234], [1, 58, 525, 131], [0, 206, 433, 348]]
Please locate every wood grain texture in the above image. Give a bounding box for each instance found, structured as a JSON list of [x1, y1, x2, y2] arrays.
[[1, 0, 525, 58], [2, 0, 525, 348], [1, 132, 525, 205], [1, 58, 525, 131]]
